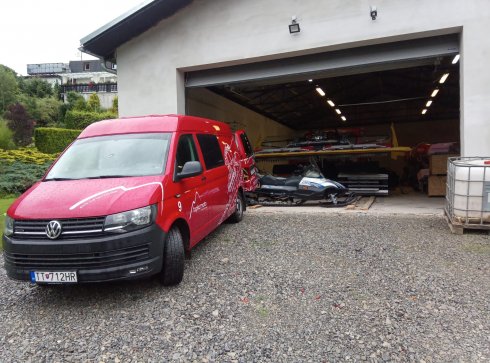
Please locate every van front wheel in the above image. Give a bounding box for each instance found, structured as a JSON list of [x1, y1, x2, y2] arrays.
[[228, 193, 244, 223], [159, 227, 185, 286]]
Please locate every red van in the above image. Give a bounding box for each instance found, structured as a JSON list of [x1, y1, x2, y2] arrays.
[[235, 130, 259, 192], [3, 115, 249, 286]]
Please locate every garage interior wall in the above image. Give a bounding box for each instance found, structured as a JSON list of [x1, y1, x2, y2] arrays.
[[186, 88, 296, 148]]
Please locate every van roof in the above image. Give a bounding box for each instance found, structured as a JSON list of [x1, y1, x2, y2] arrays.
[[78, 114, 232, 138]]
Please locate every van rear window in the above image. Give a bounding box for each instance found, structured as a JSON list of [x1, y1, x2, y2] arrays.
[[240, 133, 254, 157], [45, 133, 171, 180]]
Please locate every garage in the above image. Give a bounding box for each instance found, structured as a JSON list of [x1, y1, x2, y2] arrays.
[[185, 35, 460, 200], [79, 0, 490, 207]]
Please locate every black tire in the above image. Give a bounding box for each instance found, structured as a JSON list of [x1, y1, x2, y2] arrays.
[[228, 193, 244, 223], [159, 227, 185, 286]]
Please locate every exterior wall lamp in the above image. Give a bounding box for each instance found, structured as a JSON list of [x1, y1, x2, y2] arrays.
[[289, 16, 300, 34]]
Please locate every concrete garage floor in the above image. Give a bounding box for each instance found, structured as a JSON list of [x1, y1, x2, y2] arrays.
[[250, 192, 446, 216], [1, 211, 489, 361]]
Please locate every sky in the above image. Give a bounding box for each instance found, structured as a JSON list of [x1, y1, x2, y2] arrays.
[[0, 0, 145, 75]]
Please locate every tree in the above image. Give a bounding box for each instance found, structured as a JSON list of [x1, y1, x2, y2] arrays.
[[87, 93, 101, 112], [18, 78, 53, 98], [0, 65, 19, 112], [4, 103, 35, 146]]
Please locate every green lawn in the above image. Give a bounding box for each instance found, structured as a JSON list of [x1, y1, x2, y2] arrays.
[[1, 197, 17, 246]]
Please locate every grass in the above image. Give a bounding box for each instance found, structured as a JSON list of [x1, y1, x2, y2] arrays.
[[1, 197, 17, 247]]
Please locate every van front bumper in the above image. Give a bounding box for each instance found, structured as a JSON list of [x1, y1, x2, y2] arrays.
[[2, 224, 166, 283]]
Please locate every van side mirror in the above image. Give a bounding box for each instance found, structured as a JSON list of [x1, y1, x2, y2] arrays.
[[176, 161, 203, 180]]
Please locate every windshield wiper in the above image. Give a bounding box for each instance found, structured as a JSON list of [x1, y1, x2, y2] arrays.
[[86, 175, 130, 179], [44, 177, 77, 181]]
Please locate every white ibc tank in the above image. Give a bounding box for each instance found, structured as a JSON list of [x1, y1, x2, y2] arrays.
[[447, 158, 490, 222]]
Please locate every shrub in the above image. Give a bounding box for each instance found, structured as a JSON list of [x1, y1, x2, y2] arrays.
[[111, 96, 118, 114], [0, 119, 15, 150], [35, 127, 81, 154], [0, 147, 58, 165], [87, 93, 101, 112], [18, 78, 53, 98], [0, 161, 52, 197], [4, 103, 35, 146], [64, 110, 116, 129]]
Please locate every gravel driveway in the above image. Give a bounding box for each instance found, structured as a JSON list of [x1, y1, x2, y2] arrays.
[[1, 211, 489, 362]]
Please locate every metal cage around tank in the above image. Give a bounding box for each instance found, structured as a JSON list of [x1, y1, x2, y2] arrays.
[[445, 156, 490, 231]]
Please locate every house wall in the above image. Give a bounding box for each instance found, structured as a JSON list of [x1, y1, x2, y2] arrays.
[[186, 88, 296, 149], [116, 0, 490, 157]]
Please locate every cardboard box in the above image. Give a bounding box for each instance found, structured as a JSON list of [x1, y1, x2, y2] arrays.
[[428, 175, 447, 197], [429, 154, 459, 175]]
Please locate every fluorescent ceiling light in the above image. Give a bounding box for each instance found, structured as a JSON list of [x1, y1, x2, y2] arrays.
[[421, 109, 427, 115], [327, 100, 335, 107], [426, 100, 433, 107], [452, 54, 460, 64], [341, 116, 346, 121], [335, 109, 341, 115], [431, 89, 439, 97], [439, 73, 449, 84], [316, 87, 325, 96]]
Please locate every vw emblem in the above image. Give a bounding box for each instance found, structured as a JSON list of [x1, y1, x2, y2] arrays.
[[45, 220, 62, 239]]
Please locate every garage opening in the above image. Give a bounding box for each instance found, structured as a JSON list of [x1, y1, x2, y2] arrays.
[[185, 35, 460, 206]]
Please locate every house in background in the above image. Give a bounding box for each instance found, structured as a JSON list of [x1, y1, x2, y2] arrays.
[[26, 60, 118, 109]]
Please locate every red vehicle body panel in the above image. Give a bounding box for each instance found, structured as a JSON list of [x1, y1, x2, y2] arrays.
[[7, 115, 243, 247]]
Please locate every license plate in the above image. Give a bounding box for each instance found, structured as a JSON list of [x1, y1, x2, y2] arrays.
[[30, 271, 78, 283]]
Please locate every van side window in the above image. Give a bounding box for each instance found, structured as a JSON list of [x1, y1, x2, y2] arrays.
[[175, 134, 199, 173], [197, 134, 224, 170]]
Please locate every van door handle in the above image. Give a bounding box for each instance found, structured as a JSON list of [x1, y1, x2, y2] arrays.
[[201, 176, 207, 181]]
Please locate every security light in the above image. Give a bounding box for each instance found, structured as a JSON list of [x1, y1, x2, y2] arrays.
[[289, 16, 300, 34]]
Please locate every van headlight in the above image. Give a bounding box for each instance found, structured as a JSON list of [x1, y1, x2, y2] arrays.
[[4, 215, 14, 236], [104, 205, 155, 233]]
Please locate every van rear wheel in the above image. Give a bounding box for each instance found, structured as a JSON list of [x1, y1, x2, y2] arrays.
[[228, 193, 244, 223], [159, 227, 185, 286]]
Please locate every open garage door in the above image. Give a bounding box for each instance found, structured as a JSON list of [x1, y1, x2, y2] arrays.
[[185, 34, 460, 201], [186, 35, 459, 88]]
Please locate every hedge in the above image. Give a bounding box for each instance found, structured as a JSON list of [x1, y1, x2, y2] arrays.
[[0, 161, 53, 197], [35, 127, 81, 154], [64, 110, 117, 129], [0, 147, 58, 165]]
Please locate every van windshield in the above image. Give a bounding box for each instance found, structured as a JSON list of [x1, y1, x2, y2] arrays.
[[45, 133, 171, 180]]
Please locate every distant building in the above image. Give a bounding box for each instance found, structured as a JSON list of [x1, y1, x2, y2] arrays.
[[26, 60, 118, 109]]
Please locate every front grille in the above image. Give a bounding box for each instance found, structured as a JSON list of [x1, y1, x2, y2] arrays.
[[14, 217, 106, 240], [4, 244, 150, 270]]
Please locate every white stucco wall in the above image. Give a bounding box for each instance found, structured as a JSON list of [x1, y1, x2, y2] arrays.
[[116, 0, 490, 156]]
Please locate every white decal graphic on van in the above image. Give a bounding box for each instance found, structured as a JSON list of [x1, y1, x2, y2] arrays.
[[69, 182, 164, 210], [218, 143, 242, 224], [188, 191, 207, 220]]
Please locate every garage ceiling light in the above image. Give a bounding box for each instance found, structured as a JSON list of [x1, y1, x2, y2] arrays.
[[426, 100, 433, 107], [452, 54, 460, 64], [316, 87, 325, 96], [431, 89, 439, 97], [327, 100, 335, 107], [439, 73, 449, 84], [335, 109, 341, 115], [421, 109, 427, 115], [341, 116, 347, 121]]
